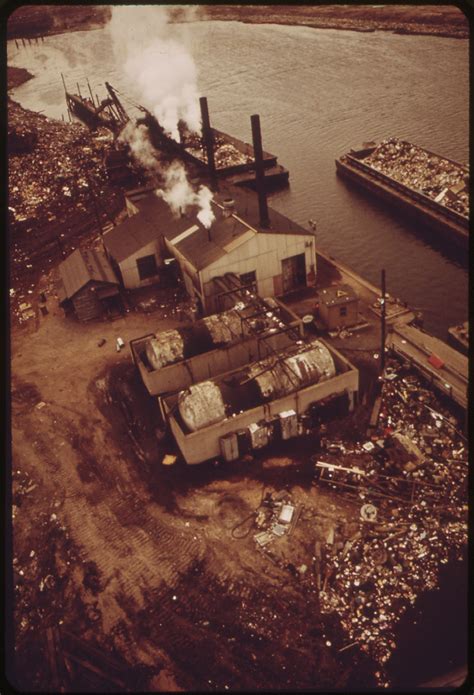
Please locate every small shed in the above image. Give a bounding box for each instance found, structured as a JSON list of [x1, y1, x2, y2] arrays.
[[317, 284, 359, 330], [58, 248, 120, 321]]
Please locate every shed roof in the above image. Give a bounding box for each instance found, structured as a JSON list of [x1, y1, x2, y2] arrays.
[[318, 284, 358, 307], [59, 248, 119, 300]]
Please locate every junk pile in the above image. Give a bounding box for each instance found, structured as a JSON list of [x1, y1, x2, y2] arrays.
[[364, 138, 469, 218], [312, 356, 467, 686], [248, 491, 304, 571], [8, 100, 113, 233], [186, 133, 252, 169]]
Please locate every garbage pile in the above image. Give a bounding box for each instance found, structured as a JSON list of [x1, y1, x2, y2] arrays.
[[363, 138, 469, 218], [312, 356, 467, 686], [186, 133, 253, 169], [8, 99, 114, 233]]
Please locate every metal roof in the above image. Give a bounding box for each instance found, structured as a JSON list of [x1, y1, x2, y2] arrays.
[[59, 248, 119, 300], [103, 212, 161, 263], [318, 284, 358, 307], [123, 185, 313, 271]]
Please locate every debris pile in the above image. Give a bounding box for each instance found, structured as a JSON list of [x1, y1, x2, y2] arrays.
[[312, 357, 467, 686], [363, 138, 469, 218], [8, 99, 114, 232], [186, 133, 253, 169]]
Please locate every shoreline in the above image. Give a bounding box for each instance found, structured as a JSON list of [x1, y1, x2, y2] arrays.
[[6, 6, 469, 42]]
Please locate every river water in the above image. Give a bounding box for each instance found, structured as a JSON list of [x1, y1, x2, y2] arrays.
[[8, 20, 469, 339]]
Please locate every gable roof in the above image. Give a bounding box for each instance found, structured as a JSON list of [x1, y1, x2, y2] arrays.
[[116, 183, 314, 271], [59, 248, 119, 299], [102, 212, 160, 263]]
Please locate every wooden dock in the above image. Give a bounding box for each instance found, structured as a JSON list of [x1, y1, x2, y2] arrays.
[[387, 323, 468, 410]]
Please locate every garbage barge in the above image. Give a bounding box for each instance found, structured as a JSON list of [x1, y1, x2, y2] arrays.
[[335, 138, 469, 247], [137, 108, 290, 189]]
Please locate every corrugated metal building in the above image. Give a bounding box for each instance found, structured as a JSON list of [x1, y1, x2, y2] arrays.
[[104, 186, 317, 310], [58, 248, 120, 321]]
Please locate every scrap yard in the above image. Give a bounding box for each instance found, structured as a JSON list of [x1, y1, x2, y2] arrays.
[[7, 5, 469, 694]]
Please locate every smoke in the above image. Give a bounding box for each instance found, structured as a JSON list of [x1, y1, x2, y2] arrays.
[[109, 7, 215, 229], [118, 121, 159, 171], [158, 162, 215, 229], [108, 6, 201, 140]]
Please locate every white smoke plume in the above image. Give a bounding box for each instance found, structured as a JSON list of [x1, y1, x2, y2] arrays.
[[108, 6, 201, 140], [157, 162, 215, 229], [118, 121, 159, 171]]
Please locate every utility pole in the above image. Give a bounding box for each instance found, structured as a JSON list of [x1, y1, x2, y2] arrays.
[[380, 268, 386, 376]]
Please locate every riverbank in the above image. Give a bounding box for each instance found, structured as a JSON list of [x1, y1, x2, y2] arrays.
[[200, 5, 468, 39], [7, 4, 468, 40], [7, 66, 33, 91]]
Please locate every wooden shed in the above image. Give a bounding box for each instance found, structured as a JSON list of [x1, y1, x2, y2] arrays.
[[317, 284, 359, 330], [58, 248, 121, 321]]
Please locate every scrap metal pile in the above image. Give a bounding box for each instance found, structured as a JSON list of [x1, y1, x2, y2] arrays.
[[313, 357, 467, 686], [363, 138, 469, 218], [8, 99, 114, 234], [186, 133, 252, 169]]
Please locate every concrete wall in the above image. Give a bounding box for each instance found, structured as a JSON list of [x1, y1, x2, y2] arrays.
[[164, 367, 359, 464], [118, 239, 162, 290], [200, 233, 316, 313], [132, 329, 297, 395]]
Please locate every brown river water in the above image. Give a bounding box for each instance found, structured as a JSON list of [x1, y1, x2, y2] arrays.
[[8, 20, 469, 339]]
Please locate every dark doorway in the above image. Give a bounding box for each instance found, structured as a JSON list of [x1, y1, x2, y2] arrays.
[[282, 253, 306, 293]]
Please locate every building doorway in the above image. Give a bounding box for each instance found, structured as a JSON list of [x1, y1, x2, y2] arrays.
[[282, 253, 306, 293]]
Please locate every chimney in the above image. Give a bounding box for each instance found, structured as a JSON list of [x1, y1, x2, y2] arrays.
[[250, 114, 270, 229], [222, 198, 235, 218], [199, 96, 217, 187]]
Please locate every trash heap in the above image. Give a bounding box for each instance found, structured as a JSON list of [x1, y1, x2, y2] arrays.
[[363, 138, 469, 218], [313, 357, 467, 687], [8, 99, 114, 233], [186, 133, 253, 169]]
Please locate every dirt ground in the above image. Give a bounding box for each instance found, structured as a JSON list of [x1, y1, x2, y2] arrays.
[[10, 266, 383, 690]]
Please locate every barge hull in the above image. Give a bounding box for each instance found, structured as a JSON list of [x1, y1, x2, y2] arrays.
[[335, 157, 468, 249]]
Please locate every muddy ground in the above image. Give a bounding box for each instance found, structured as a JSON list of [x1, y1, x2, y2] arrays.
[[10, 276, 382, 691]]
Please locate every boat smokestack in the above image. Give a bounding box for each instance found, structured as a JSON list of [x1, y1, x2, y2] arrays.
[[199, 96, 217, 187], [251, 114, 270, 229]]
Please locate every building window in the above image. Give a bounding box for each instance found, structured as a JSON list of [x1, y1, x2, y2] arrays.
[[339, 306, 348, 317], [240, 270, 257, 291], [136, 254, 158, 280]]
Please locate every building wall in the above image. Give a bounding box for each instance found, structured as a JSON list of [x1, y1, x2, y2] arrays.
[[164, 367, 359, 464], [72, 282, 103, 321], [199, 233, 316, 313], [133, 330, 297, 396], [118, 239, 162, 289], [320, 299, 359, 330]]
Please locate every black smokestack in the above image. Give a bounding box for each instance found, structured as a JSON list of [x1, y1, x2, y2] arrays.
[[199, 96, 217, 187], [251, 114, 270, 229]]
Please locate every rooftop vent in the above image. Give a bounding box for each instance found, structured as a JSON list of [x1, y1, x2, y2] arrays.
[[222, 198, 235, 218]]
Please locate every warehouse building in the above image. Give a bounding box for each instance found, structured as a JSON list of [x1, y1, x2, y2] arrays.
[[58, 248, 121, 321], [160, 339, 359, 464], [103, 185, 317, 310]]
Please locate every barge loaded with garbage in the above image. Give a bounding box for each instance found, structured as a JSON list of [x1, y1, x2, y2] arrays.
[[335, 139, 469, 247]]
